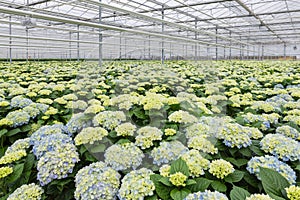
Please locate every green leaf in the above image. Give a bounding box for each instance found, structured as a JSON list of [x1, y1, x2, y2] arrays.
[[224, 157, 248, 168], [170, 158, 189, 177], [90, 144, 106, 153], [133, 108, 147, 119], [6, 163, 24, 183], [6, 128, 21, 137], [20, 124, 31, 132], [230, 186, 251, 200], [150, 174, 172, 200], [295, 165, 300, 171], [249, 144, 264, 156], [19, 153, 35, 185], [224, 170, 244, 183], [259, 167, 290, 200], [188, 177, 212, 192], [239, 148, 252, 157], [186, 179, 197, 186], [243, 172, 259, 188], [108, 130, 118, 138], [211, 181, 227, 192], [0, 129, 7, 137], [170, 188, 190, 200], [145, 195, 158, 200], [159, 177, 173, 187]]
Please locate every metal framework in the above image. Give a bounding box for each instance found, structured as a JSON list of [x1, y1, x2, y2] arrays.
[[0, 0, 299, 63]]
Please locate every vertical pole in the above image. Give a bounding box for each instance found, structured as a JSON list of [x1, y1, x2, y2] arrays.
[[284, 43, 287, 59], [229, 31, 232, 60], [119, 32, 122, 59], [239, 36, 242, 60], [77, 25, 80, 61], [169, 42, 172, 60], [215, 27, 218, 61], [69, 31, 72, 60], [195, 19, 198, 60], [224, 47, 226, 60], [99, 0, 103, 66], [26, 0, 29, 62], [148, 35, 150, 60], [26, 27, 29, 62], [9, 15, 12, 63], [262, 44, 264, 60], [161, 5, 165, 64]]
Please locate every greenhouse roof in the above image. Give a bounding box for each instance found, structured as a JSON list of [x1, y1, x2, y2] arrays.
[[0, 0, 299, 60]]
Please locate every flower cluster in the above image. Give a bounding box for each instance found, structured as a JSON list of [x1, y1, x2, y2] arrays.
[[159, 164, 171, 177], [150, 141, 188, 166], [247, 155, 296, 184], [0, 150, 27, 164], [7, 183, 44, 200], [5, 138, 30, 154], [187, 135, 218, 154], [118, 168, 155, 200], [115, 123, 136, 137], [135, 126, 163, 149], [84, 104, 105, 114], [209, 159, 234, 179], [23, 105, 40, 119], [32, 133, 73, 159], [169, 172, 187, 187], [6, 110, 30, 128], [181, 150, 210, 177], [185, 122, 210, 139], [251, 101, 276, 113], [184, 190, 228, 200], [74, 127, 108, 145], [37, 144, 79, 186], [93, 111, 126, 130], [243, 126, 264, 139], [30, 124, 66, 145], [285, 185, 300, 200], [74, 162, 121, 200], [245, 194, 274, 200], [168, 110, 198, 124], [140, 92, 166, 110], [30, 125, 79, 186], [66, 113, 92, 134], [260, 133, 300, 161], [164, 128, 176, 136], [11, 95, 33, 108], [218, 123, 252, 149], [0, 166, 13, 179], [110, 94, 139, 110], [67, 100, 88, 110], [104, 142, 144, 171], [276, 125, 300, 140]]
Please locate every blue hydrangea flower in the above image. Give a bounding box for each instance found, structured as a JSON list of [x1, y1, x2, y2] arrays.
[[6, 110, 30, 128], [260, 133, 300, 161], [247, 155, 296, 184], [30, 124, 67, 146], [118, 168, 155, 200], [32, 133, 73, 159], [184, 190, 228, 200], [104, 142, 144, 171], [37, 143, 79, 186], [75, 162, 121, 200], [150, 141, 188, 166], [66, 113, 92, 135], [11, 95, 33, 108]]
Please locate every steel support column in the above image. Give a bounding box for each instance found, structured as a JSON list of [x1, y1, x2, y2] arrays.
[[161, 5, 165, 64], [98, 0, 103, 66]]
